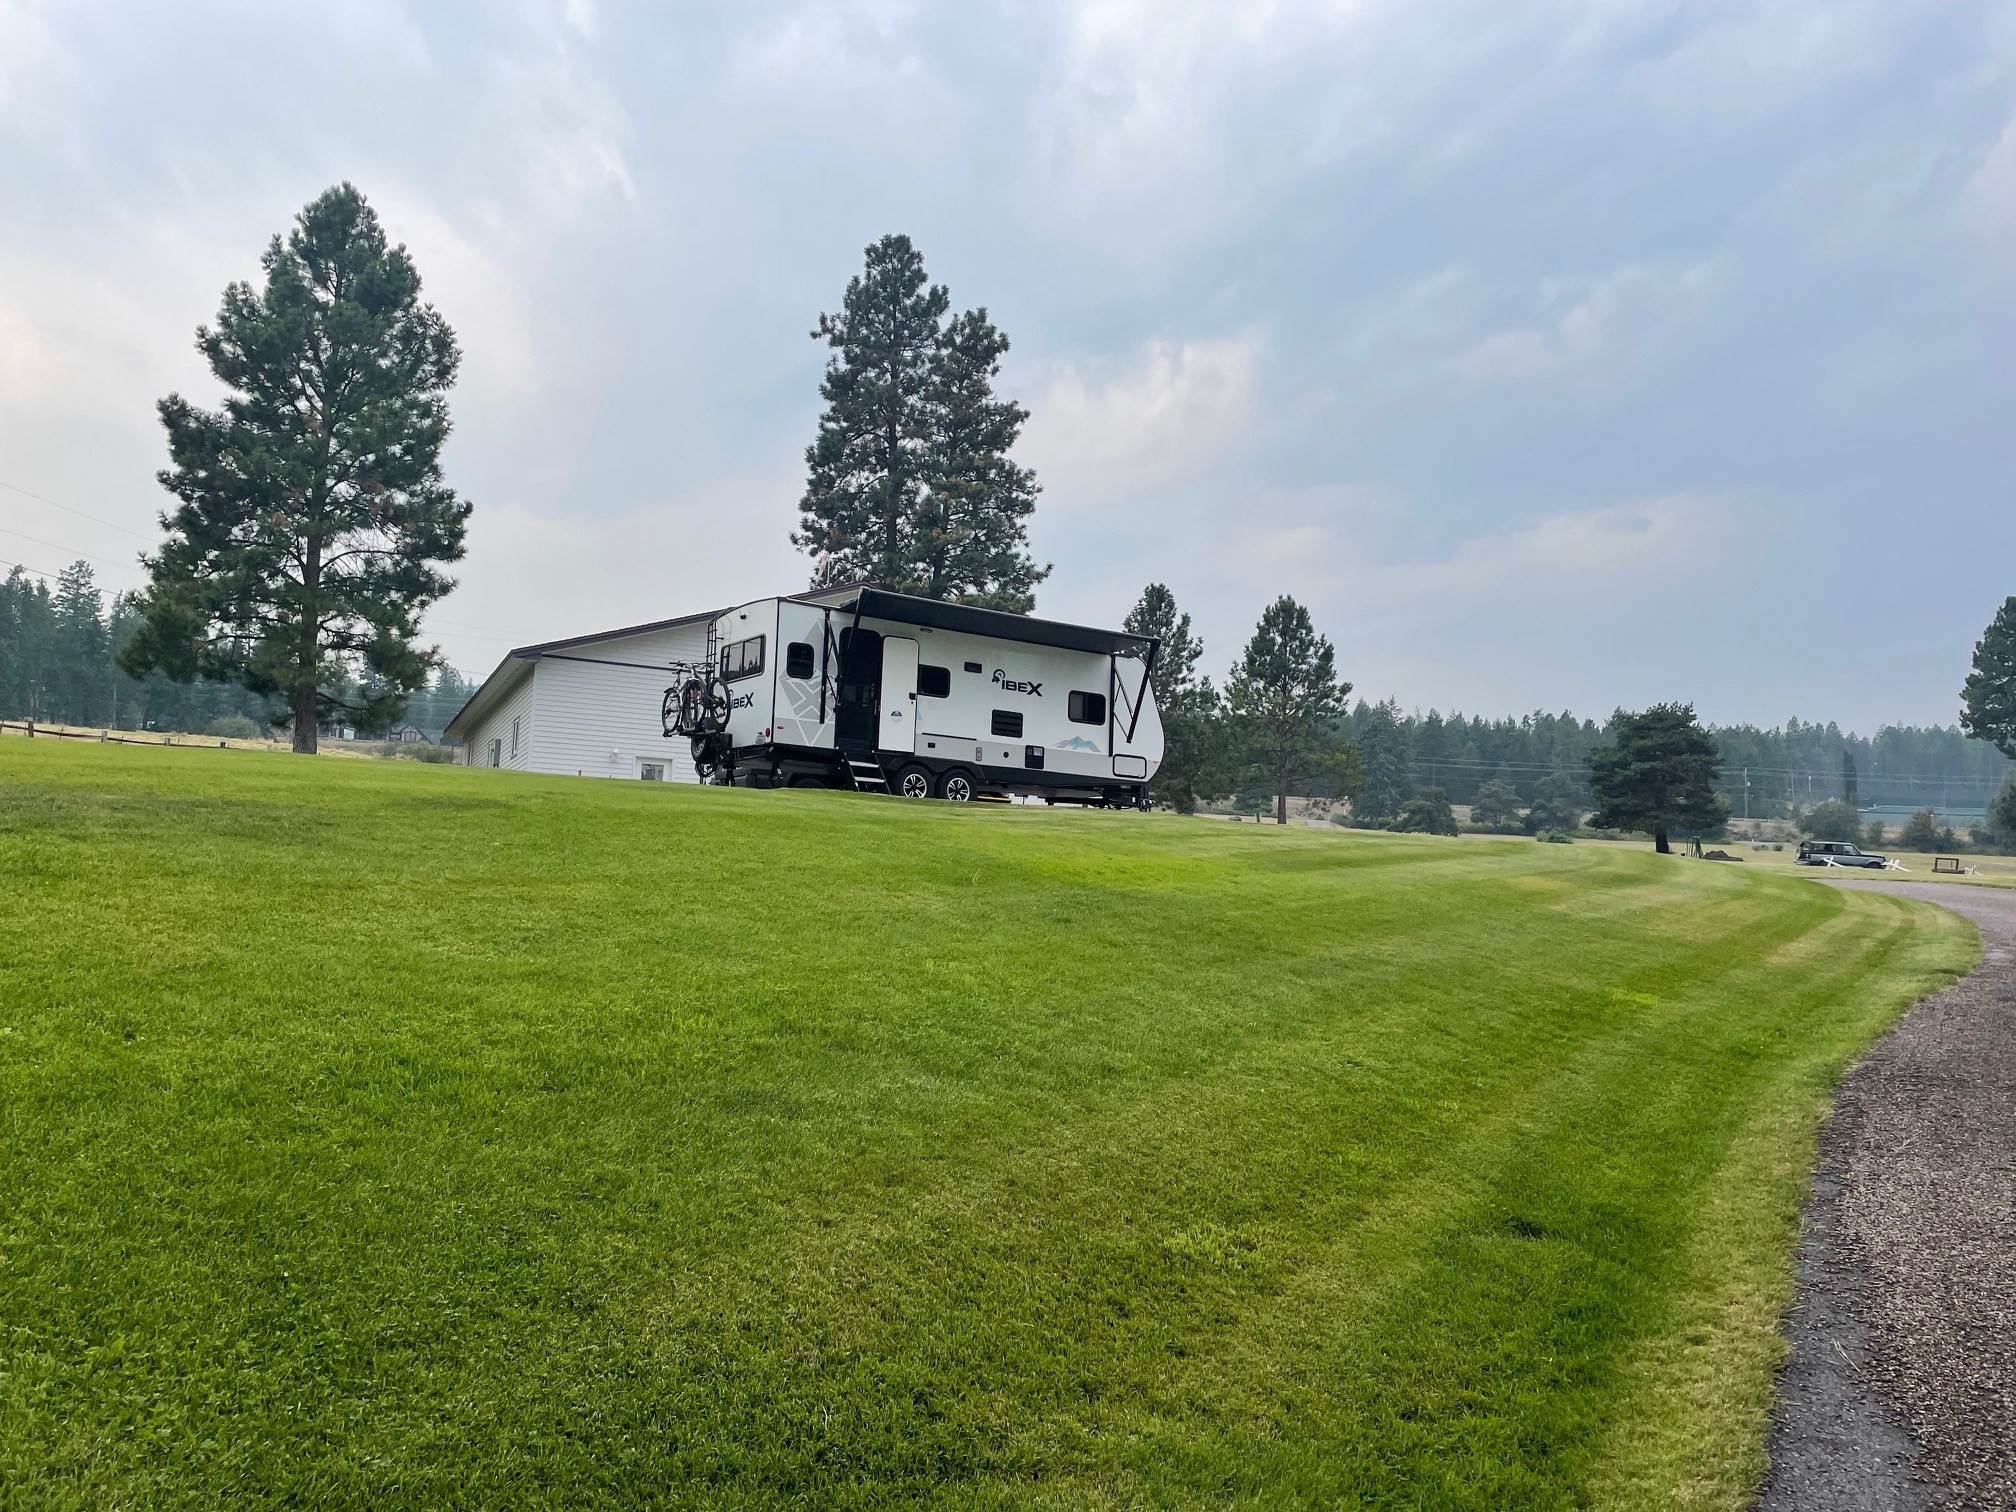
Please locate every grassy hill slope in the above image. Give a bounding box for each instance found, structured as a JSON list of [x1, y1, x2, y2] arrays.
[[0, 745, 1973, 1508]]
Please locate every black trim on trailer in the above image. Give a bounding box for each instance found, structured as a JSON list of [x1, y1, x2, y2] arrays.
[[818, 608, 832, 725], [829, 587, 1155, 658], [727, 741, 1146, 805], [1121, 640, 1156, 743]]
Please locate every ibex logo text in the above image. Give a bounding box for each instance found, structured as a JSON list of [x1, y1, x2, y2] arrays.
[[992, 670, 1042, 697]]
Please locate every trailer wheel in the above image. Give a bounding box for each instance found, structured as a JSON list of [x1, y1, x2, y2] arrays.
[[937, 768, 977, 802], [895, 764, 934, 799]]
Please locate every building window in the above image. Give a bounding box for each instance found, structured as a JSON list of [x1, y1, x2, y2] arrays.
[[639, 762, 665, 782], [785, 641, 815, 679], [1069, 691, 1107, 725], [918, 664, 951, 698], [720, 635, 766, 683], [991, 709, 1023, 738], [487, 738, 502, 767], [510, 715, 520, 757]]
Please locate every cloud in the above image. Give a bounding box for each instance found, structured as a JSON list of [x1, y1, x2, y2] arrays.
[[428, 469, 811, 671], [1448, 265, 1723, 387], [370, 193, 540, 401], [1019, 333, 1261, 495]]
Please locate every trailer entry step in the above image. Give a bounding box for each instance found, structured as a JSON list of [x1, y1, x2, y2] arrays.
[[845, 759, 889, 794]]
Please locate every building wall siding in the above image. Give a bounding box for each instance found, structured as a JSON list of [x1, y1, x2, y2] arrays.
[[526, 621, 710, 781], [463, 667, 538, 772]]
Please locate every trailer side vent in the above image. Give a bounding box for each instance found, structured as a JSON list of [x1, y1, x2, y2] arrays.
[[964, 661, 982, 673], [991, 710, 1024, 738]]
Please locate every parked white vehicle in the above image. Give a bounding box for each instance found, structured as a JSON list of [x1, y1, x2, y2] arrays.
[[663, 587, 1164, 806]]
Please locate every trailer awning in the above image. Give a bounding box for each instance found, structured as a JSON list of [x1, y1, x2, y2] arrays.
[[823, 588, 1154, 658]]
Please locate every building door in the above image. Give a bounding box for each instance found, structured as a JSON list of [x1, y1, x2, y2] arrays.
[[879, 637, 918, 754], [834, 627, 883, 752]]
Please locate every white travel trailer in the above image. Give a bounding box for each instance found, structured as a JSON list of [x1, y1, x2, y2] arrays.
[[665, 587, 1164, 805]]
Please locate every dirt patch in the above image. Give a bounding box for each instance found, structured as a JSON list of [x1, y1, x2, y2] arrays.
[[1760, 880, 2016, 1511]]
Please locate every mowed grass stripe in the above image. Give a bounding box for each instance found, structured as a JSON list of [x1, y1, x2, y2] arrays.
[[0, 744, 1973, 1508]]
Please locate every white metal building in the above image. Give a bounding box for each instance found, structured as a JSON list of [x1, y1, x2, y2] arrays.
[[444, 586, 867, 781], [444, 609, 725, 781]]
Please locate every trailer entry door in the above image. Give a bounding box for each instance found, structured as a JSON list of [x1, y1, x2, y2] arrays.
[[879, 637, 919, 754], [835, 627, 882, 752]]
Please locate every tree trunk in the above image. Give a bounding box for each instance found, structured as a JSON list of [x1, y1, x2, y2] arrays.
[[1654, 825, 1670, 854], [1276, 786, 1289, 825], [291, 683, 318, 754]]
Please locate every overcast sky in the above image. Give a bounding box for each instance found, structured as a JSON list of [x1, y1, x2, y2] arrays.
[[3, 0, 2012, 730]]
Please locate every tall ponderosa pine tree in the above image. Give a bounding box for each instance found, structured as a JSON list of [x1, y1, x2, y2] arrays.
[[119, 184, 469, 753], [1587, 702, 1729, 853], [1124, 583, 1220, 812], [1226, 596, 1356, 824], [915, 309, 1046, 611], [1961, 596, 2016, 759], [796, 235, 1047, 608]]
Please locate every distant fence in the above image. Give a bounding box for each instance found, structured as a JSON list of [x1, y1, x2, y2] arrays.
[[0, 720, 252, 751]]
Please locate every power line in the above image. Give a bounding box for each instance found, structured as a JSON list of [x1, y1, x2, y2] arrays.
[[0, 554, 68, 582], [0, 525, 141, 578], [0, 478, 155, 540]]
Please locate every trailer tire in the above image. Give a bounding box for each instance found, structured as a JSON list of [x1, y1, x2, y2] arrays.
[[937, 768, 977, 802], [895, 764, 934, 799]]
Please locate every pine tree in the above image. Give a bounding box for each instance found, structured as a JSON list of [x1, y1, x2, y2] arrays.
[[118, 183, 469, 753], [796, 235, 948, 590], [915, 308, 1048, 610], [1524, 772, 1584, 833], [1226, 596, 1355, 824], [1468, 777, 1523, 830], [1961, 597, 2016, 759], [1841, 749, 1859, 807], [0, 569, 55, 720], [1391, 788, 1459, 835], [796, 236, 1046, 606], [1351, 700, 1414, 823], [1588, 703, 1729, 853], [49, 562, 109, 725], [1124, 583, 1221, 812]]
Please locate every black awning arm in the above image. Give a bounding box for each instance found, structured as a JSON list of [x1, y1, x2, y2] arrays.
[[1122, 640, 1158, 744]]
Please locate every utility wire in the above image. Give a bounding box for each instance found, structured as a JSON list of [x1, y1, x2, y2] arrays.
[[0, 524, 140, 577], [0, 478, 155, 540], [0, 554, 68, 582]]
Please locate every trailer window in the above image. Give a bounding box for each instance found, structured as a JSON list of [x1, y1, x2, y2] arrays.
[[991, 710, 1023, 738], [1068, 691, 1107, 725], [918, 664, 951, 698], [720, 635, 766, 683], [785, 641, 815, 679]]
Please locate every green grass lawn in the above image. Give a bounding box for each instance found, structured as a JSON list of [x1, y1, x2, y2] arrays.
[[0, 744, 1974, 1509]]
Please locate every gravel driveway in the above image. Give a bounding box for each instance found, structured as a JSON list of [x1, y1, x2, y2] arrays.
[[1760, 880, 2016, 1511]]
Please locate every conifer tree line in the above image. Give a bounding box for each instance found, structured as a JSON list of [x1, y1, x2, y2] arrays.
[[1124, 582, 2010, 822], [0, 562, 473, 738]]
